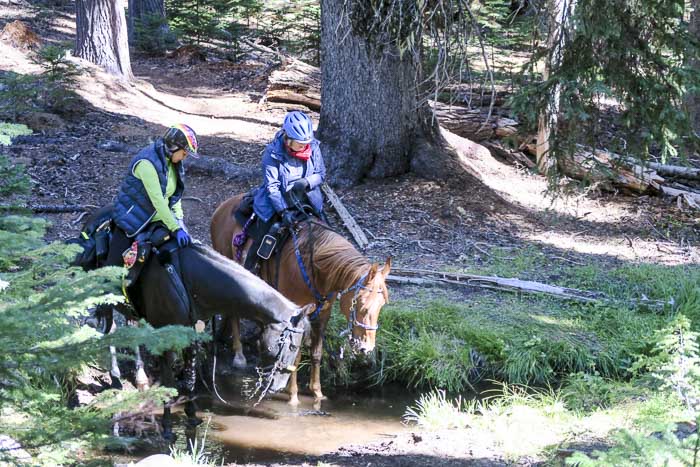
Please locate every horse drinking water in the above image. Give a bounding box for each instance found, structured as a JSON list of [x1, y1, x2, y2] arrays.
[[75, 208, 311, 438], [210, 193, 391, 405]]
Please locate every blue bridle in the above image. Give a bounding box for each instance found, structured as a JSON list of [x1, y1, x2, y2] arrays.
[[290, 229, 381, 333]]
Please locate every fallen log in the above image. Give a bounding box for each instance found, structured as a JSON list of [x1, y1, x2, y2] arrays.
[[264, 60, 320, 111], [387, 267, 667, 309], [0, 204, 98, 213], [321, 183, 369, 249], [645, 161, 700, 180], [660, 185, 700, 209], [545, 147, 664, 194], [431, 101, 519, 141], [262, 60, 521, 142]]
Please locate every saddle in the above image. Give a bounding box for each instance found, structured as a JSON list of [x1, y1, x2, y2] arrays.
[[70, 205, 114, 270], [233, 188, 318, 274], [122, 225, 194, 324]]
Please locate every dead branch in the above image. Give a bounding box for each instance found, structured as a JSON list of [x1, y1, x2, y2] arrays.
[[321, 183, 369, 249], [185, 157, 257, 182], [387, 267, 667, 309], [483, 141, 535, 169], [0, 204, 99, 213]]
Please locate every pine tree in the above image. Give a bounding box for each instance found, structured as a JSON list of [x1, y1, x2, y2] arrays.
[[0, 153, 200, 463]]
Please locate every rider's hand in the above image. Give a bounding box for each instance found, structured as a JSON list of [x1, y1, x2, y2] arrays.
[[292, 178, 310, 194], [174, 228, 191, 247], [281, 209, 296, 227]]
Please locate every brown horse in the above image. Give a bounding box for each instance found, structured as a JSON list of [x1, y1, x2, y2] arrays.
[[211, 193, 391, 405]]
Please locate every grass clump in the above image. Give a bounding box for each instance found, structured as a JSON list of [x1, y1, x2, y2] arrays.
[[169, 418, 221, 466], [360, 294, 663, 391], [402, 389, 470, 430]]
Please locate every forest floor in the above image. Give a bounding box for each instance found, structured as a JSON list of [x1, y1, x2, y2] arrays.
[[2, 1, 700, 466]]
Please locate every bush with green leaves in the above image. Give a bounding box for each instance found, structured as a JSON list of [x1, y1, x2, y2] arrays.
[[0, 158, 202, 464]]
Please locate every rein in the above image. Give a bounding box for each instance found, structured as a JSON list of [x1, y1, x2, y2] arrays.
[[290, 228, 334, 321]]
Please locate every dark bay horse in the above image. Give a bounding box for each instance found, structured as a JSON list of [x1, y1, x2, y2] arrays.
[[210, 194, 391, 405], [77, 208, 311, 437]]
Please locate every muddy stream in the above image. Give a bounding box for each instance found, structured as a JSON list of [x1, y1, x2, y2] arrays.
[[121, 374, 419, 465]]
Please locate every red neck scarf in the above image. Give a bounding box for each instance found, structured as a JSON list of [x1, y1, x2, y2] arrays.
[[285, 142, 311, 161]]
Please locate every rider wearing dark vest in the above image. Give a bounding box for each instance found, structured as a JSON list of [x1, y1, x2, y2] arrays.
[[106, 124, 199, 266]]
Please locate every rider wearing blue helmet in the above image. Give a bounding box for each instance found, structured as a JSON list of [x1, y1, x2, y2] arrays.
[[252, 110, 326, 227]]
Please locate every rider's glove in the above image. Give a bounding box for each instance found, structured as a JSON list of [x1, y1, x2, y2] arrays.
[[281, 209, 296, 227], [174, 228, 191, 247], [292, 178, 310, 194]]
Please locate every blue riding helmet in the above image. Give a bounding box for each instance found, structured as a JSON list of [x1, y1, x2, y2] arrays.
[[282, 111, 314, 143]]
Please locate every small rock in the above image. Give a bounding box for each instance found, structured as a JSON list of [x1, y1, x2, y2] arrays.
[[74, 388, 95, 406], [97, 140, 130, 153], [0, 434, 32, 463]]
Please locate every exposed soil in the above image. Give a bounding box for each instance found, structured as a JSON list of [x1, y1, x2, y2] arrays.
[[2, 2, 700, 466]]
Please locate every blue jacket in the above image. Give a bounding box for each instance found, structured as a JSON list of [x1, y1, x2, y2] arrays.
[[112, 138, 185, 237], [253, 131, 326, 222]]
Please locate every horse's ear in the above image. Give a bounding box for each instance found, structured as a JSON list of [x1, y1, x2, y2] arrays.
[[382, 256, 392, 278], [367, 263, 379, 282]]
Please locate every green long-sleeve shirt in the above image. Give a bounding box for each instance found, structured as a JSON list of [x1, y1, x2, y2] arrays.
[[133, 159, 183, 232]]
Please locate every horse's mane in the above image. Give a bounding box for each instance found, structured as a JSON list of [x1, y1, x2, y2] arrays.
[[299, 222, 370, 287]]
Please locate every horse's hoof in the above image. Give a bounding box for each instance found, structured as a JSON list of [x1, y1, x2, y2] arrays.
[[137, 382, 150, 392], [136, 369, 150, 391], [287, 393, 300, 406], [232, 355, 247, 369]]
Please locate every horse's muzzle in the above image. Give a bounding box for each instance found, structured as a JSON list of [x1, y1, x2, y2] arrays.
[[350, 337, 375, 355]]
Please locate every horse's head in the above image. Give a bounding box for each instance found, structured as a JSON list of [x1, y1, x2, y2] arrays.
[[257, 306, 309, 393], [340, 257, 391, 355]]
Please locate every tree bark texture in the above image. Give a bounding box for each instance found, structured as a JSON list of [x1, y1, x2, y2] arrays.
[[317, 0, 442, 186], [76, 0, 133, 79], [127, 0, 167, 47]]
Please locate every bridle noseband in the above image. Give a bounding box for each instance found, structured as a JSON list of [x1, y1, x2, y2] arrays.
[[338, 272, 382, 337]]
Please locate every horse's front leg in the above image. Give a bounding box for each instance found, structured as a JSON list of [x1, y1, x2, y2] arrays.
[[285, 350, 302, 406], [231, 317, 247, 368], [309, 309, 331, 403], [182, 344, 202, 427], [160, 350, 176, 441], [134, 345, 150, 391]]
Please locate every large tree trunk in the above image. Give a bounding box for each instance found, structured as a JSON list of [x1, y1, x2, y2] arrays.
[[127, 0, 169, 51], [317, 0, 447, 187], [75, 0, 133, 80]]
